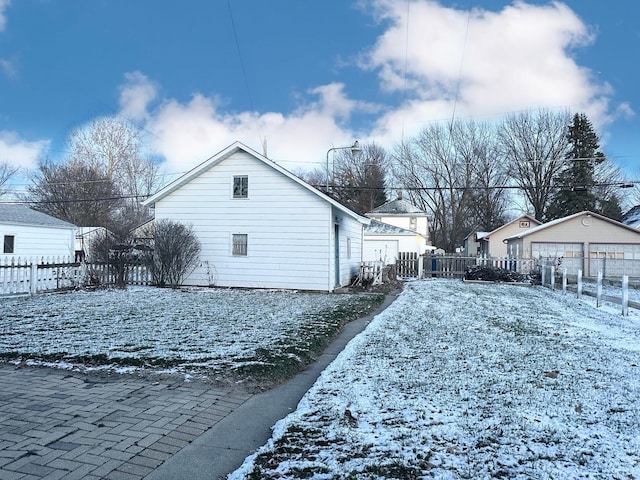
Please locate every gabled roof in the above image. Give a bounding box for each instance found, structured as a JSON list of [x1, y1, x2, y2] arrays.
[[0, 204, 76, 229], [482, 213, 541, 240], [505, 211, 640, 241], [367, 198, 427, 216], [365, 219, 421, 236], [142, 141, 369, 225]]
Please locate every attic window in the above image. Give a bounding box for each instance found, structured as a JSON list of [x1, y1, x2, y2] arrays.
[[519, 220, 530, 228], [3, 235, 14, 254], [233, 176, 248, 198], [409, 217, 417, 231]]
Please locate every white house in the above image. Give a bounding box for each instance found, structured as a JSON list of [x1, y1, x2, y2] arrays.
[[0, 204, 76, 258], [363, 220, 434, 264], [365, 192, 431, 239], [142, 142, 370, 291]]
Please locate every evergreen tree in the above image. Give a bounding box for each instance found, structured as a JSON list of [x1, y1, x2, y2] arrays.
[[547, 113, 622, 220]]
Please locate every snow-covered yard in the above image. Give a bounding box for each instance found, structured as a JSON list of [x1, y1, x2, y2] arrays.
[[0, 287, 382, 383], [230, 279, 640, 479]]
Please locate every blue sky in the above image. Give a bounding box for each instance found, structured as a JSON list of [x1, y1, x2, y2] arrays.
[[0, 0, 638, 188]]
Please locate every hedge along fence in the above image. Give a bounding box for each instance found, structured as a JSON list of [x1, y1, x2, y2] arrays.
[[0, 256, 152, 296]]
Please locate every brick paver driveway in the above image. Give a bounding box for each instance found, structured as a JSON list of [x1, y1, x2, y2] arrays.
[[0, 364, 251, 479]]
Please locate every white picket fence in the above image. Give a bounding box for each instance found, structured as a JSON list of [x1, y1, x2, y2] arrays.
[[0, 256, 83, 296], [0, 256, 152, 296]]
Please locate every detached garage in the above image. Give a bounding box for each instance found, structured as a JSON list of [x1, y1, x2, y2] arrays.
[[504, 211, 640, 277], [363, 220, 434, 264]]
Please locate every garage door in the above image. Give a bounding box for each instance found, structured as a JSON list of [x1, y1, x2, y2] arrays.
[[589, 244, 640, 277], [531, 242, 583, 275]]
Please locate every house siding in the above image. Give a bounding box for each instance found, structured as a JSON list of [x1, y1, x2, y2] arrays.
[[153, 150, 358, 291], [484, 215, 541, 257], [0, 223, 75, 258], [333, 207, 364, 288]]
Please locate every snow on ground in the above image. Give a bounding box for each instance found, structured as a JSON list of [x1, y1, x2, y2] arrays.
[[0, 286, 377, 378], [229, 279, 640, 479]]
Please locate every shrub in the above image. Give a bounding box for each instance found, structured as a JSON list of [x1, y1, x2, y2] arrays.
[[150, 220, 201, 288]]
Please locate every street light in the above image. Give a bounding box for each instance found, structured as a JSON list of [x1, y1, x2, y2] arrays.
[[326, 140, 362, 191]]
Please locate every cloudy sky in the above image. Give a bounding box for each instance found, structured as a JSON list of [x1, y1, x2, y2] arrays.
[[0, 0, 638, 186]]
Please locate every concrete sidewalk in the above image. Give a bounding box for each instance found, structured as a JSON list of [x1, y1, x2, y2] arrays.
[[0, 292, 398, 480]]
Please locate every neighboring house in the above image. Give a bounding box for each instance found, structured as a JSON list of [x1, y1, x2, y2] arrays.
[[504, 210, 640, 277], [142, 141, 370, 291], [0, 204, 76, 258], [363, 219, 435, 264], [365, 192, 431, 244], [462, 231, 488, 256], [479, 214, 541, 257]]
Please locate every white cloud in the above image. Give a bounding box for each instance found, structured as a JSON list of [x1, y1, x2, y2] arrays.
[[363, 0, 615, 142], [0, 130, 49, 170], [118, 71, 158, 122], [119, 79, 363, 174], [0, 0, 9, 32], [117, 1, 622, 176]]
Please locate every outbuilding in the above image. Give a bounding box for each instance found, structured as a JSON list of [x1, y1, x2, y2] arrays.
[[142, 142, 370, 291], [0, 204, 76, 259], [504, 210, 640, 277]]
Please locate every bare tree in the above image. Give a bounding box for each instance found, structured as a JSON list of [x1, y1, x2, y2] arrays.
[[392, 120, 507, 252], [332, 142, 389, 212], [498, 110, 571, 221], [27, 159, 121, 226], [0, 162, 18, 198], [456, 122, 509, 231], [296, 142, 389, 213], [67, 117, 164, 228], [150, 220, 201, 288]]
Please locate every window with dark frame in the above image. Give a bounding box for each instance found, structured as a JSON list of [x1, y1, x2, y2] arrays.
[[233, 175, 248, 198], [3, 235, 14, 254], [232, 234, 248, 256]]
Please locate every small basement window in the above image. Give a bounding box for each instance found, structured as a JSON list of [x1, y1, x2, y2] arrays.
[[232, 234, 248, 256], [233, 175, 248, 198], [3, 235, 14, 254]]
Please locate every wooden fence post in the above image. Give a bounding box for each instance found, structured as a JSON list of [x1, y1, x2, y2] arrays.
[[596, 271, 603, 307], [562, 268, 567, 294]]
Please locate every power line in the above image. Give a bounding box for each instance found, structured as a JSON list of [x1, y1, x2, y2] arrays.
[[226, 0, 264, 152], [311, 181, 638, 192]]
